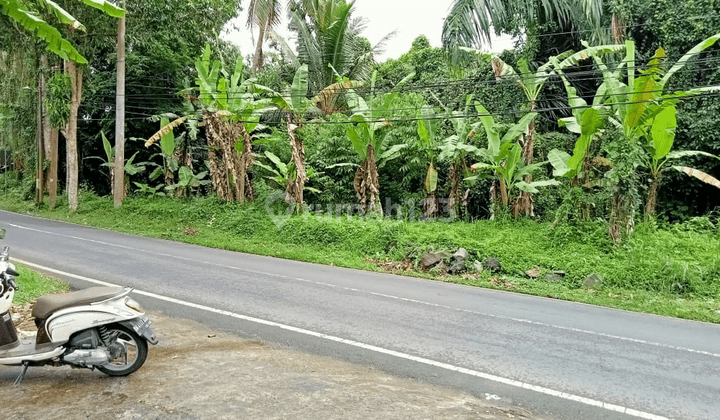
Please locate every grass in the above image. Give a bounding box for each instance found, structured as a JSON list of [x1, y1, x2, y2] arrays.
[[13, 264, 69, 306], [1, 186, 719, 323]]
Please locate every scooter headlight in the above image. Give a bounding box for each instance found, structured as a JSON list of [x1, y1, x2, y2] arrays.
[[124, 297, 144, 313]]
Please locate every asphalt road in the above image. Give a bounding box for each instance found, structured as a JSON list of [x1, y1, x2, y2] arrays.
[[1, 210, 719, 420]]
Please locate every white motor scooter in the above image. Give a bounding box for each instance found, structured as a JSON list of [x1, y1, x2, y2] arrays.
[[0, 228, 158, 385]]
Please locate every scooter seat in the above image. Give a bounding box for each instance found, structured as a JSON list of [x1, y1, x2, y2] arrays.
[[32, 287, 125, 320]]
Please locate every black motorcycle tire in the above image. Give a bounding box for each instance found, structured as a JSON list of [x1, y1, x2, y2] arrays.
[[96, 324, 148, 377]]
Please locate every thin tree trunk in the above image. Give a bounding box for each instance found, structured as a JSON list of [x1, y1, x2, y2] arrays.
[[252, 21, 267, 73], [36, 66, 44, 205], [40, 56, 59, 208], [63, 60, 83, 211], [499, 177, 509, 207], [237, 123, 255, 201], [515, 101, 537, 217], [48, 128, 59, 209], [645, 175, 661, 218], [353, 144, 381, 215], [40, 56, 52, 161], [447, 163, 461, 215], [612, 13, 624, 44]]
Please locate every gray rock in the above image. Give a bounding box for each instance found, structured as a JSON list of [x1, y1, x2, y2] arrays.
[[485, 258, 502, 273], [553, 270, 566, 277], [544, 273, 564, 282], [583, 273, 604, 289], [420, 252, 444, 269], [431, 261, 449, 274], [525, 267, 540, 278], [448, 260, 466, 275], [473, 261, 484, 273], [453, 248, 468, 261]]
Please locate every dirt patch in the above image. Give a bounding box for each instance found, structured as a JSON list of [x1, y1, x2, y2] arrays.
[[1, 311, 546, 420]]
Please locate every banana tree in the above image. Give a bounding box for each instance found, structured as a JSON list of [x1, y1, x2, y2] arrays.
[[417, 105, 440, 217], [469, 103, 559, 217], [436, 95, 482, 215], [147, 45, 272, 202], [643, 104, 720, 216], [462, 46, 624, 216], [344, 71, 414, 214], [268, 64, 321, 209], [550, 35, 720, 239]]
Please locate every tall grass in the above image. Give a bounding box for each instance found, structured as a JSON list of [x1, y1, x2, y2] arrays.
[[1, 187, 718, 322]]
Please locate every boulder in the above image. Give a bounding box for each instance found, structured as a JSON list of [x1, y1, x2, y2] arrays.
[[453, 248, 468, 261], [525, 267, 540, 278], [420, 252, 444, 269], [544, 273, 564, 282], [485, 258, 502, 273], [545, 270, 566, 283], [448, 260, 466, 275], [431, 261, 449, 274], [473, 261, 484, 273], [583, 273, 604, 290]]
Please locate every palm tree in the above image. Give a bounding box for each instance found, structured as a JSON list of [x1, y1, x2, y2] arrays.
[[246, 0, 283, 72], [289, 0, 390, 95], [441, 0, 610, 51]]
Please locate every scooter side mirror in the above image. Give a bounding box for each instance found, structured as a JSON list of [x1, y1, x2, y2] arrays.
[[0, 229, 5, 239]]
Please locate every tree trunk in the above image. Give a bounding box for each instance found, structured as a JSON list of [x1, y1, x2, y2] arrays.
[[287, 119, 307, 209], [515, 102, 536, 217], [204, 112, 233, 201], [645, 174, 661, 218], [612, 13, 624, 44], [63, 60, 83, 212], [353, 144, 381, 215], [41, 57, 59, 208], [237, 123, 255, 201], [499, 177, 509, 207], [36, 66, 44, 205], [252, 21, 267, 73], [48, 128, 59, 209], [40, 56, 52, 161], [114, 14, 126, 207], [423, 192, 437, 218], [447, 164, 460, 215]]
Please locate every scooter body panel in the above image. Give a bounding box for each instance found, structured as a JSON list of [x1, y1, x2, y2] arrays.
[[45, 296, 144, 344], [0, 262, 15, 314]]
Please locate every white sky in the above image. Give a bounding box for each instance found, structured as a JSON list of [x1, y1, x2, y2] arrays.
[[222, 0, 516, 62]]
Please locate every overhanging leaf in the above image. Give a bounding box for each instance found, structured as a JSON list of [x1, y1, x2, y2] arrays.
[[145, 116, 188, 148], [673, 166, 720, 189]]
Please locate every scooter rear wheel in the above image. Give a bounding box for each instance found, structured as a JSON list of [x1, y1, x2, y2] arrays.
[[96, 324, 148, 377]]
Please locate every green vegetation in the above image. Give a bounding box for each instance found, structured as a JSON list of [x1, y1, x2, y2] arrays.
[[13, 264, 69, 306], [1, 187, 718, 323]]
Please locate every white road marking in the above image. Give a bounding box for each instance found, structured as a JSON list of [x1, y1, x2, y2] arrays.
[[7, 221, 720, 359], [12, 259, 672, 420]]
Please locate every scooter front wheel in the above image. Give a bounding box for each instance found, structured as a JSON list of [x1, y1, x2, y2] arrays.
[[96, 324, 148, 377]]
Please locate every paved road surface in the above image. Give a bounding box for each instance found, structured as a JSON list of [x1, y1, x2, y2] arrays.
[[2, 210, 719, 420]]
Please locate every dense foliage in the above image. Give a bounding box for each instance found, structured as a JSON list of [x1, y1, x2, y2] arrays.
[[1, 0, 719, 227]]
